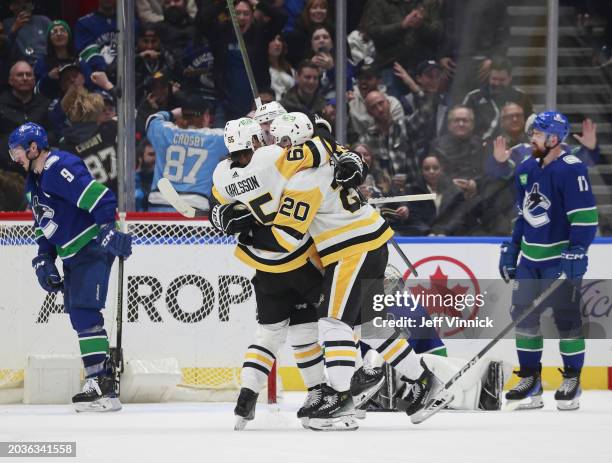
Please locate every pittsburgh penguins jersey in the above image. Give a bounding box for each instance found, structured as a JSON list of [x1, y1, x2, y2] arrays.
[[211, 137, 332, 273], [512, 151, 598, 267], [147, 111, 227, 210], [267, 164, 394, 267], [25, 150, 117, 261]]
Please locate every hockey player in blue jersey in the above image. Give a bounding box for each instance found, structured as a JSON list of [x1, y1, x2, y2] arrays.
[[499, 111, 598, 411], [146, 94, 227, 212], [8, 122, 132, 412]]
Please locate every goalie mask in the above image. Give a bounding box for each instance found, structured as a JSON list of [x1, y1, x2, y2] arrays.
[[270, 112, 314, 147], [224, 117, 264, 157]]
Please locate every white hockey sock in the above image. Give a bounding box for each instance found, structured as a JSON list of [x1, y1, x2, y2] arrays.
[[319, 317, 356, 392], [367, 335, 423, 380], [241, 344, 276, 393], [292, 342, 325, 388]]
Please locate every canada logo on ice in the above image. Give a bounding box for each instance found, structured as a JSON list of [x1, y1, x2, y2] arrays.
[[403, 256, 481, 337]]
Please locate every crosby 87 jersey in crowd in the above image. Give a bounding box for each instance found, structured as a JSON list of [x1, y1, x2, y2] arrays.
[[266, 164, 394, 267], [211, 137, 333, 273], [147, 111, 227, 210], [25, 150, 117, 261], [512, 151, 598, 267]]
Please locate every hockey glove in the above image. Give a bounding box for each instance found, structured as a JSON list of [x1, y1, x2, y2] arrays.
[[334, 151, 366, 188], [210, 202, 256, 235], [499, 241, 520, 283], [97, 223, 132, 258], [561, 245, 588, 279], [32, 254, 63, 293]]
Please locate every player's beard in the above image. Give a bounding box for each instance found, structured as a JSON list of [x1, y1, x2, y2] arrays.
[[531, 141, 547, 159]]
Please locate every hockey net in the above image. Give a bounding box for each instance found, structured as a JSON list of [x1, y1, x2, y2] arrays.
[[0, 212, 275, 402]]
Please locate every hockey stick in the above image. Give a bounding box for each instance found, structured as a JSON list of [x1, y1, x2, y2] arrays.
[[226, 0, 262, 109], [110, 212, 127, 393], [368, 193, 436, 205], [410, 276, 567, 424], [157, 178, 207, 218]]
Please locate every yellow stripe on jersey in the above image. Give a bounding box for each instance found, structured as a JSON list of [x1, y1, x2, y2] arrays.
[[274, 136, 331, 180], [382, 339, 408, 363], [274, 187, 322, 236], [320, 224, 394, 267], [211, 185, 231, 205], [314, 210, 381, 245], [234, 242, 318, 273]]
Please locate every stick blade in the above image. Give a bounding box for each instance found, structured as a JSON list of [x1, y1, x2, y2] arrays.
[[157, 178, 196, 218]]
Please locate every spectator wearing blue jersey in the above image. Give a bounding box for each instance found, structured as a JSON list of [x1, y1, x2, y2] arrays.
[[8, 121, 132, 412], [75, 0, 118, 72], [146, 94, 228, 211], [3, 0, 51, 65], [500, 111, 598, 411]]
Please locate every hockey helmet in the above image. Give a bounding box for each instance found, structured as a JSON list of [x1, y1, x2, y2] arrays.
[[531, 111, 569, 142], [253, 101, 287, 124], [223, 117, 264, 153], [270, 112, 314, 146], [8, 122, 49, 160]]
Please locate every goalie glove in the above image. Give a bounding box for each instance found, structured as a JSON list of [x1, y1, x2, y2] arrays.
[[334, 151, 367, 188], [210, 202, 256, 235]]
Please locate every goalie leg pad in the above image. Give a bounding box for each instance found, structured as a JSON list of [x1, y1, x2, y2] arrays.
[[241, 319, 289, 392]]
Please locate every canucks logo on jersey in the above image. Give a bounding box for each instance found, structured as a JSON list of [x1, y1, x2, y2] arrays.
[[32, 195, 58, 239], [522, 183, 551, 228]]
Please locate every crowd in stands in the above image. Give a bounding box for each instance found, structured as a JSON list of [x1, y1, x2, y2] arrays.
[[0, 0, 610, 237]]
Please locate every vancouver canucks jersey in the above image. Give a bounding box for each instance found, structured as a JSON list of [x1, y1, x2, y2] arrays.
[[267, 164, 394, 267], [147, 112, 226, 210], [211, 138, 332, 272], [25, 150, 116, 261], [512, 151, 598, 268]]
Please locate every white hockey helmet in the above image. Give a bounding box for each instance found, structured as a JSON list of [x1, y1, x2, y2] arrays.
[[253, 101, 287, 124], [269, 112, 314, 146], [224, 117, 264, 153]]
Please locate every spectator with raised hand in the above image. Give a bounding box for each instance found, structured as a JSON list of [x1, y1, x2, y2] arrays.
[[307, 25, 354, 100], [197, 0, 287, 120], [462, 57, 532, 142], [34, 20, 78, 100], [439, 0, 510, 104], [284, 0, 333, 68], [0, 61, 50, 175], [136, 0, 198, 23], [268, 34, 295, 99], [403, 153, 466, 236], [135, 71, 182, 136], [394, 59, 449, 158], [363, 0, 443, 99], [2, 0, 51, 65], [280, 59, 326, 114], [358, 90, 420, 185], [349, 64, 404, 143], [348, 13, 375, 67], [135, 23, 176, 102]]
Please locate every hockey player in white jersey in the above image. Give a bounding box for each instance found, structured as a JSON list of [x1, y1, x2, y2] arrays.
[[210, 115, 330, 430]]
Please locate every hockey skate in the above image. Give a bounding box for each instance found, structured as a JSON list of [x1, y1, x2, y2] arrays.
[[307, 384, 358, 431], [478, 361, 504, 411], [504, 367, 544, 411], [297, 384, 324, 428], [72, 375, 122, 412], [350, 366, 385, 411], [234, 388, 258, 430], [555, 368, 581, 411], [398, 360, 443, 417]]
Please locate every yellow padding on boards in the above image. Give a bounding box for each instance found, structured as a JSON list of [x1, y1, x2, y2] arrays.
[[279, 366, 610, 391]]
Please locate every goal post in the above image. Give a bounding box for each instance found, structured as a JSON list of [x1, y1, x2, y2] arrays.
[[0, 211, 277, 403]]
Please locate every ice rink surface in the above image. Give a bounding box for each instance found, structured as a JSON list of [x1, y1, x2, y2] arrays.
[[1, 391, 610, 463]]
